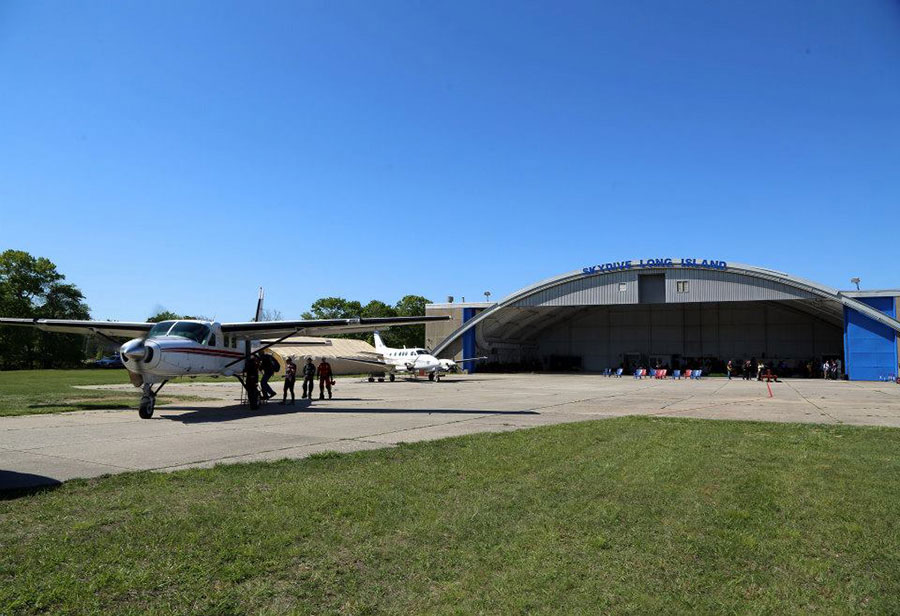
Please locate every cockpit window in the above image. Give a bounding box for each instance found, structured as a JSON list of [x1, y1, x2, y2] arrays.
[[147, 321, 176, 338], [416, 349, 428, 355], [166, 321, 211, 344]]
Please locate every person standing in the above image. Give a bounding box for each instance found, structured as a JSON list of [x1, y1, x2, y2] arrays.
[[726, 360, 733, 380], [282, 356, 297, 405], [244, 355, 260, 409], [260, 353, 278, 400], [301, 357, 316, 399], [317, 357, 334, 400]]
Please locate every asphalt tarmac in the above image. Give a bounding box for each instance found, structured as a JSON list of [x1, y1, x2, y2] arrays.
[[2, 374, 899, 490]]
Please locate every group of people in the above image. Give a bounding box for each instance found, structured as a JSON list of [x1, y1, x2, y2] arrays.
[[821, 358, 842, 380], [246, 354, 336, 405], [732, 358, 778, 381]]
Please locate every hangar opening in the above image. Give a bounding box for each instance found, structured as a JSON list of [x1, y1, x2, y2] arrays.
[[426, 261, 900, 381]]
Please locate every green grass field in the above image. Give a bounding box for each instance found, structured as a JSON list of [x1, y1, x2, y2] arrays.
[[2, 416, 898, 614], [0, 369, 207, 417]]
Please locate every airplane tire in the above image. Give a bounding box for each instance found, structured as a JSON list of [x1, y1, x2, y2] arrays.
[[368, 377, 375, 383], [138, 396, 154, 419], [428, 373, 435, 381], [389, 374, 395, 382]]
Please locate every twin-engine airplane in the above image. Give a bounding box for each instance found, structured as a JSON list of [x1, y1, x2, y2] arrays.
[[0, 292, 450, 418], [370, 331, 484, 381]]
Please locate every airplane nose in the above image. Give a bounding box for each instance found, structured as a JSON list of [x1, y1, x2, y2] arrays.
[[121, 339, 148, 361]]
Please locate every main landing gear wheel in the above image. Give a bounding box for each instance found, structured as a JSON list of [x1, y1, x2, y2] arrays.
[[389, 374, 395, 382], [138, 395, 155, 419], [428, 373, 435, 381]]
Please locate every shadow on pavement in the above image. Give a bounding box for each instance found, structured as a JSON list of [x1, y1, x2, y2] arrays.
[[0, 471, 62, 498], [160, 402, 539, 424]]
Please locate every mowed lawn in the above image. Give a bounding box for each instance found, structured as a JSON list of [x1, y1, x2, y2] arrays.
[[2, 417, 899, 614], [0, 369, 205, 416]]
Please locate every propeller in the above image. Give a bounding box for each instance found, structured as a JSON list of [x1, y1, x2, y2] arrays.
[[119, 335, 154, 387]]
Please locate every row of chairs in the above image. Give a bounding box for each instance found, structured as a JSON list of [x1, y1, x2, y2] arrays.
[[634, 369, 703, 380], [602, 368, 703, 379]]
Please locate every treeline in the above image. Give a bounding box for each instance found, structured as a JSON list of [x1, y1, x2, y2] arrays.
[[0, 250, 91, 369], [301, 295, 431, 349]]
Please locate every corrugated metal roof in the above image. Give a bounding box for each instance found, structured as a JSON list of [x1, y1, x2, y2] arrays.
[[267, 337, 386, 375]]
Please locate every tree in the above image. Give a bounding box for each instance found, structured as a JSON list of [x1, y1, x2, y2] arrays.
[[147, 310, 185, 323], [260, 308, 283, 322], [0, 250, 91, 369], [299, 295, 432, 348], [390, 295, 431, 349], [301, 297, 363, 320]]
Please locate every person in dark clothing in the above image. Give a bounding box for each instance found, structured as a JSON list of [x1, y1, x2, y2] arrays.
[[282, 356, 297, 405], [260, 353, 278, 400], [301, 357, 316, 399], [317, 357, 334, 400], [244, 356, 260, 408]]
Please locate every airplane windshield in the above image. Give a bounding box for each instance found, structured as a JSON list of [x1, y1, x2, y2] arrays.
[[416, 350, 428, 355], [165, 321, 211, 344], [147, 321, 176, 338]]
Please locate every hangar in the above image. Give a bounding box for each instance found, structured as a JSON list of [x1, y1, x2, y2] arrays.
[[426, 259, 900, 381]]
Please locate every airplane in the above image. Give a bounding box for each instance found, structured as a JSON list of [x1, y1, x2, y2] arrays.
[[370, 331, 485, 382], [0, 290, 450, 418]]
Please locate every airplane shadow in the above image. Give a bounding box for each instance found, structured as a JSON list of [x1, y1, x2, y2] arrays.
[[0, 471, 62, 498], [159, 401, 539, 424]]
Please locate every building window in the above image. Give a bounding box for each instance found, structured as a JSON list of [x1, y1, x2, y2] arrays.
[[618, 283, 627, 292], [676, 280, 689, 293]]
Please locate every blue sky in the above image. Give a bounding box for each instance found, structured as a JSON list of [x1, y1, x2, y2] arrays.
[[1, 1, 898, 321]]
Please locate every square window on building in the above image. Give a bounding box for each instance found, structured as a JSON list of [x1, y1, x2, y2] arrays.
[[618, 283, 627, 292], [676, 281, 689, 293]]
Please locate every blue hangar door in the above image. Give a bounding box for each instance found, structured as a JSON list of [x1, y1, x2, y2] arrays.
[[844, 297, 898, 381]]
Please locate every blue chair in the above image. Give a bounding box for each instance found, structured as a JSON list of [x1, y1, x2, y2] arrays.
[[693, 369, 703, 380], [672, 370, 681, 379], [615, 368, 624, 378]]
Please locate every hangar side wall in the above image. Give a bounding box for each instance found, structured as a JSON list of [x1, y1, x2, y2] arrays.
[[530, 302, 842, 372], [844, 297, 899, 381]]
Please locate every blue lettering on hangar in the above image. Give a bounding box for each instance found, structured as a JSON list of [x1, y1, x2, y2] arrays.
[[582, 258, 727, 275]]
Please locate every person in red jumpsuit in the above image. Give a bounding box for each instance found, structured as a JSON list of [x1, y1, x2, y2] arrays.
[[316, 357, 334, 400]]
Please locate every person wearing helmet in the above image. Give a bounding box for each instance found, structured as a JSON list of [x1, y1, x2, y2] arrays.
[[301, 357, 316, 399], [282, 356, 297, 405], [317, 357, 334, 400]]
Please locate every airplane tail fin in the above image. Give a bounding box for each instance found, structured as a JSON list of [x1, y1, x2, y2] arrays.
[[254, 287, 265, 322], [373, 330, 387, 353]]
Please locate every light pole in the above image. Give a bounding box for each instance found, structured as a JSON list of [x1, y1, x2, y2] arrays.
[[850, 277, 860, 291]]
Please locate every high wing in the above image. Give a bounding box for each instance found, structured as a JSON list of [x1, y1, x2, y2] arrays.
[[221, 315, 450, 340], [0, 318, 152, 339]]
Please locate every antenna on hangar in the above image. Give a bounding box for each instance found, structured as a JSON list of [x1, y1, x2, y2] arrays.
[[850, 277, 860, 291]]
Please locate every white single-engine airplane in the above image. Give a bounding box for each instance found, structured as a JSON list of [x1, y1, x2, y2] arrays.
[[370, 331, 485, 381], [0, 291, 450, 418]]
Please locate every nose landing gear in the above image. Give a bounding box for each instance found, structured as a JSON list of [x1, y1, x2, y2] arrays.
[[138, 380, 168, 419]]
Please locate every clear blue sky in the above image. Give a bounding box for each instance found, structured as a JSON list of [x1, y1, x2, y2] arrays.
[[2, 1, 898, 321]]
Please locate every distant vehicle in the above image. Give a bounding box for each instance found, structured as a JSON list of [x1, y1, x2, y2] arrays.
[[95, 355, 124, 369]]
